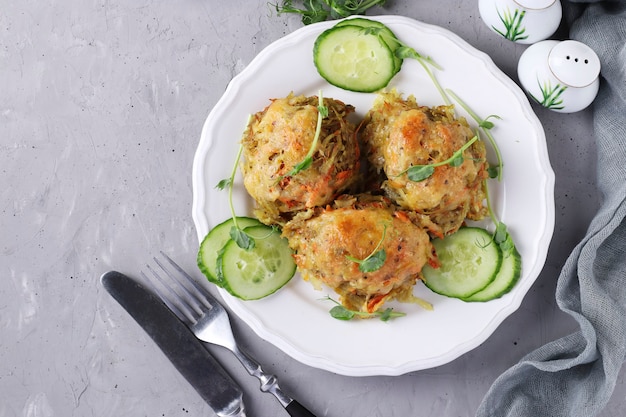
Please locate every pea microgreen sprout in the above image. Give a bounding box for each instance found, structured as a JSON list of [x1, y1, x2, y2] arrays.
[[216, 116, 255, 251], [359, 26, 450, 105], [441, 90, 516, 254], [446, 88, 503, 181], [395, 46, 450, 105], [273, 0, 387, 25], [282, 90, 328, 179], [345, 223, 388, 272], [323, 296, 406, 321], [360, 27, 442, 71], [273, 0, 329, 25], [483, 181, 516, 256], [396, 134, 479, 182]]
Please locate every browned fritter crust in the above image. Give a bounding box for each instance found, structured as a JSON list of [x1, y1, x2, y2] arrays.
[[283, 194, 437, 314], [241, 93, 360, 225], [240, 90, 490, 315], [361, 90, 489, 236]]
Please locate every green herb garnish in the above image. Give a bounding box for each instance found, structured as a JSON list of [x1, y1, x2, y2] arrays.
[[393, 44, 450, 104], [273, 0, 387, 25], [446, 89, 504, 181], [442, 92, 517, 254], [363, 27, 450, 105], [282, 91, 328, 179], [482, 178, 516, 256], [346, 223, 388, 272], [324, 297, 405, 321], [216, 117, 255, 251], [396, 134, 479, 182]]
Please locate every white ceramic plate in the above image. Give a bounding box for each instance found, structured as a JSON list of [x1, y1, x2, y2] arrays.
[[192, 15, 554, 376]]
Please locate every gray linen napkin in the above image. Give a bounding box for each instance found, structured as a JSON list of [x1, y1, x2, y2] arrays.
[[475, 1, 626, 416]]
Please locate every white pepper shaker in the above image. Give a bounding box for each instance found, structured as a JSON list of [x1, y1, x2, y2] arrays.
[[517, 40, 601, 113], [478, 0, 562, 44]]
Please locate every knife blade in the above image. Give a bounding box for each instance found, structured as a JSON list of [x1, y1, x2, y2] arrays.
[[101, 270, 246, 417]]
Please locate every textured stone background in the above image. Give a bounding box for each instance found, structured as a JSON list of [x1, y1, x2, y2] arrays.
[[1, 1, 623, 416]]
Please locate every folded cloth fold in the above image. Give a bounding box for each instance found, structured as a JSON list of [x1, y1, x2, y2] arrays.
[[475, 1, 626, 416]]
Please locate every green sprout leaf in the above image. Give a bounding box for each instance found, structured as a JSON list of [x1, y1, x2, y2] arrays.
[[446, 89, 504, 181], [282, 90, 327, 179], [329, 305, 356, 320], [479, 114, 501, 130], [406, 165, 435, 182], [318, 103, 329, 118], [394, 45, 422, 61], [346, 223, 388, 272], [493, 221, 515, 256], [273, 0, 329, 25], [288, 156, 314, 176], [378, 308, 398, 322], [324, 297, 405, 321], [216, 116, 256, 250], [391, 41, 449, 104], [448, 153, 465, 167], [487, 164, 500, 179], [399, 134, 479, 182], [482, 179, 518, 257], [215, 178, 232, 190], [272, 0, 387, 25], [230, 226, 255, 251], [358, 249, 387, 273]]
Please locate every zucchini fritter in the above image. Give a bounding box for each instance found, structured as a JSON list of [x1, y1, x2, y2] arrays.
[[283, 195, 436, 314], [241, 93, 360, 225], [362, 91, 488, 236]]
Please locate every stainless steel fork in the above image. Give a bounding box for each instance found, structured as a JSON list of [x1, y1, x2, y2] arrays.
[[143, 252, 316, 417]]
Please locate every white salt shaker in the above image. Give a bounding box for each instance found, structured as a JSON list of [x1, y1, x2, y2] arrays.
[[478, 0, 562, 44], [517, 40, 601, 113]]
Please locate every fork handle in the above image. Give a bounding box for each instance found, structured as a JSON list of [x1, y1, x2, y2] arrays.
[[232, 346, 317, 416], [285, 400, 317, 417]]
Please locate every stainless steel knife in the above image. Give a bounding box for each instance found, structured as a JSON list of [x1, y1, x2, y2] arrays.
[[101, 270, 246, 417]]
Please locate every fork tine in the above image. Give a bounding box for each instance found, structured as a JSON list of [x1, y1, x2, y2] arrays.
[[158, 251, 217, 308], [153, 263, 201, 316], [152, 256, 209, 315], [143, 266, 197, 324]]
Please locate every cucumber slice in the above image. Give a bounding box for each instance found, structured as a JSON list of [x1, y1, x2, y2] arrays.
[[334, 18, 403, 74], [423, 227, 502, 299], [463, 246, 522, 302], [218, 224, 296, 300], [313, 25, 396, 93], [197, 216, 262, 285]]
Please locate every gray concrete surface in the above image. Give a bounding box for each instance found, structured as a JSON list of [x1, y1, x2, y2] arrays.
[[1, 1, 623, 416]]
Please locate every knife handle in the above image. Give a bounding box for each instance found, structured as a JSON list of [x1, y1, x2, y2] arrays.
[[231, 345, 317, 416]]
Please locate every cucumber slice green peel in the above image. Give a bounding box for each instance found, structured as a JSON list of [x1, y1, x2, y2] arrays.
[[199, 19, 523, 304], [463, 246, 521, 302], [217, 224, 296, 300], [422, 227, 502, 299], [197, 217, 262, 285], [334, 18, 403, 74], [422, 226, 521, 302], [313, 18, 444, 97], [200, 116, 296, 300], [198, 219, 297, 300], [314, 25, 397, 93]]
